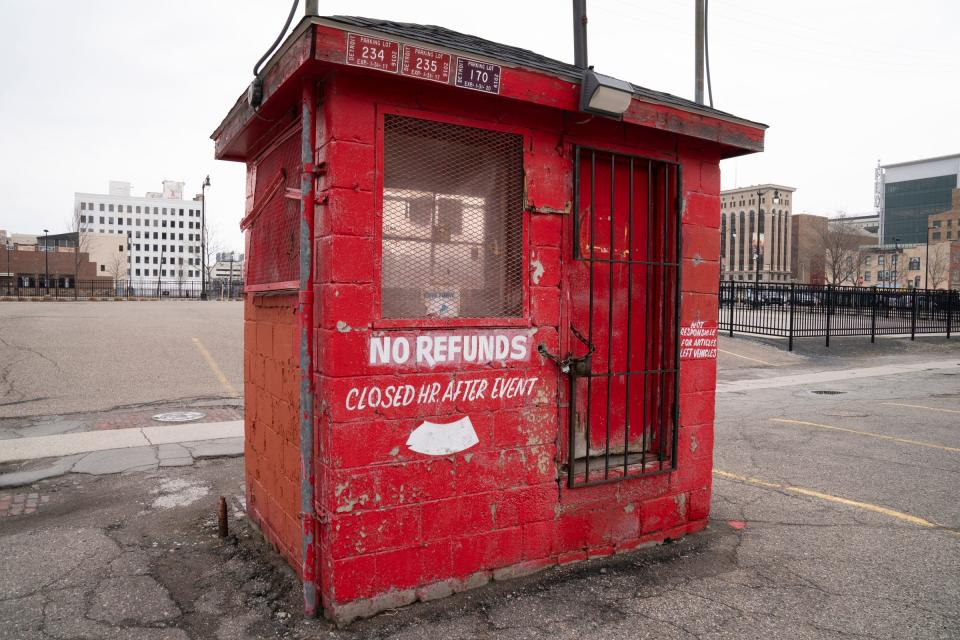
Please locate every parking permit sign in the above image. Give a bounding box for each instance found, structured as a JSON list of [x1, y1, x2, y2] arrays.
[[345, 33, 400, 72], [401, 45, 451, 83], [455, 57, 501, 94]]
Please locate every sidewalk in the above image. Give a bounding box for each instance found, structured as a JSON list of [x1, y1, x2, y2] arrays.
[[0, 420, 243, 488]]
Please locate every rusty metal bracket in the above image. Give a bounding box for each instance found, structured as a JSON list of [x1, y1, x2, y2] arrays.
[[527, 204, 569, 216]]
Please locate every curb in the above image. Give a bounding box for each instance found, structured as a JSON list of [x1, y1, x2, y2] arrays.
[[0, 420, 244, 464]]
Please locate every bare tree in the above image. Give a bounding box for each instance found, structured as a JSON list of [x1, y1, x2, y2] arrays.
[[882, 248, 907, 289], [927, 243, 950, 289], [818, 214, 868, 285], [176, 260, 187, 295], [66, 205, 92, 282], [202, 225, 224, 286], [107, 252, 126, 282]]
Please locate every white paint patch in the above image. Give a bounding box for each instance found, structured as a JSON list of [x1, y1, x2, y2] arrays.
[[407, 416, 479, 456], [530, 258, 545, 284], [151, 478, 210, 509]]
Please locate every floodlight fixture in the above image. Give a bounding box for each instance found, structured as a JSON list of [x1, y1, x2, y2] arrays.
[[579, 69, 634, 118]]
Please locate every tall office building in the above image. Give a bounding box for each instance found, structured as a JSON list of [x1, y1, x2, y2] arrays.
[[878, 154, 960, 245], [74, 180, 204, 282], [719, 184, 796, 282]]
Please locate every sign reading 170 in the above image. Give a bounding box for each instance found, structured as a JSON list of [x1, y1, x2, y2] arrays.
[[455, 58, 502, 94]]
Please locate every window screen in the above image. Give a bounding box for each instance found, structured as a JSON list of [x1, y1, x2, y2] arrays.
[[242, 127, 302, 289], [381, 115, 524, 319]]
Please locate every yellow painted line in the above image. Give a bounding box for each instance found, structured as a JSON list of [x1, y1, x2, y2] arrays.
[[713, 469, 958, 535], [717, 349, 776, 366], [880, 402, 960, 415], [712, 469, 781, 489], [192, 337, 239, 397], [770, 418, 960, 454]]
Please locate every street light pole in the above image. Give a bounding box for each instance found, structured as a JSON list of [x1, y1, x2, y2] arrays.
[[228, 253, 234, 300], [43, 229, 49, 295], [925, 226, 931, 289], [891, 238, 901, 289], [200, 175, 211, 300], [752, 188, 780, 305]]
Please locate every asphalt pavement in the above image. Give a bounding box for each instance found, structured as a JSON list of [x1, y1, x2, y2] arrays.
[[0, 302, 958, 638], [0, 301, 242, 418]]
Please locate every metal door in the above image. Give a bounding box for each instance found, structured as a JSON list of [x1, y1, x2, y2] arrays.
[[551, 147, 681, 488]]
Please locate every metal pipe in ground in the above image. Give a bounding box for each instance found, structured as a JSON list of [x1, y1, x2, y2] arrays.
[[218, 496, 229, 538]]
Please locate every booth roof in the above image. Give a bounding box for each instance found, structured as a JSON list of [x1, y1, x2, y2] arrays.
[[328, 15, 766, 130]]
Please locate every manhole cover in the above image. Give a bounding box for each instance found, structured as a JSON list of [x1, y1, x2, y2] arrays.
[[152, 411, 206, 423], [811, 390, 845, 395]]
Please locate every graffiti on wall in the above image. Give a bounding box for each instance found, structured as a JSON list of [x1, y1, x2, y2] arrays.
[[679, 321, 718, 359], [344, 376, 539, 411], [368, 330, 533, 367]]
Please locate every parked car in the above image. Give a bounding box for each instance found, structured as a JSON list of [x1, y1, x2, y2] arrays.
[[931, 290, 960, 314], [743, 288, 786, 306], [790, 291, 820, 306]]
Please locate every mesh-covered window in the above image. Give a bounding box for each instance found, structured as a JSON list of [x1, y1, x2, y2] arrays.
[[242, 127, 301, 290], [381, 115, 524, 319]]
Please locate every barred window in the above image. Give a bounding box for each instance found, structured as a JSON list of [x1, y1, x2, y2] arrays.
[[381, 114, 524, 319]]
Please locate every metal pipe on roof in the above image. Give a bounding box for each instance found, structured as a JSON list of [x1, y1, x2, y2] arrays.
[[695, 0, 705, 104], [573, 0, 588, 69]]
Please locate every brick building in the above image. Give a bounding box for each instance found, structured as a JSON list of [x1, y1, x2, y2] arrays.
[[951, 242, 960, 289], [790, 214, 828, 284], [928, 188, 960, 244], [0, 242, 111, 290]]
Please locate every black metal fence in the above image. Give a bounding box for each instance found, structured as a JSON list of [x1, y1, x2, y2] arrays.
[[719, 281, 957, 350], [0, 279, 244, 301]]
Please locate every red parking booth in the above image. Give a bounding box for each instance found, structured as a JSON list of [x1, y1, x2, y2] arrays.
[[212, 15, 764, 624]]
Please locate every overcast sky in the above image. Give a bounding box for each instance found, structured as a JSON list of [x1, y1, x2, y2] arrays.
[[1, 0, 957, 251]]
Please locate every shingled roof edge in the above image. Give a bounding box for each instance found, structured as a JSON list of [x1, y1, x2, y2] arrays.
[[326, 15, 767, 130]]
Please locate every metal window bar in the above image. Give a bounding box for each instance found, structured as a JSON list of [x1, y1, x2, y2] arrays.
[[566, 147, 681, 488]]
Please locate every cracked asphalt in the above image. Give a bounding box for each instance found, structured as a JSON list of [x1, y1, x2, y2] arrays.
[[0, 459, 298, 640], [0, 302, 958, 638]]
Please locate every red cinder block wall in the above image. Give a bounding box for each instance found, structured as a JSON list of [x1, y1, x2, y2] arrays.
[[244, 294, 302, 571], [308, 70, 722, 623]]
